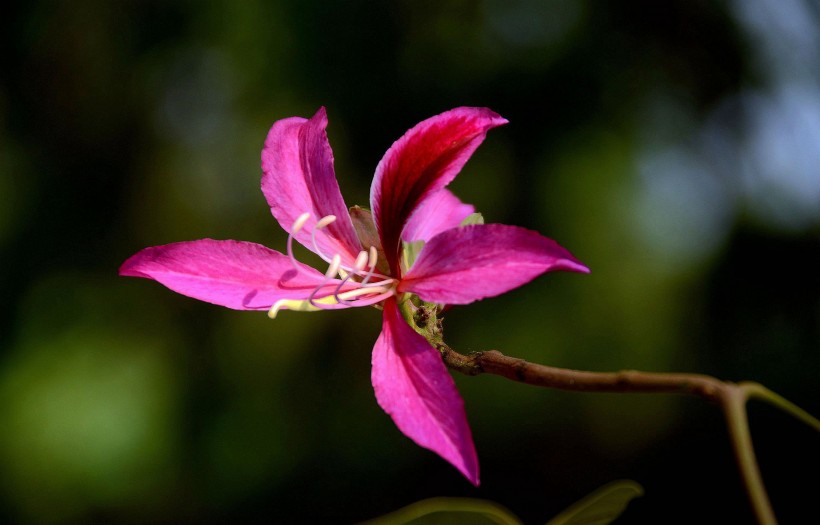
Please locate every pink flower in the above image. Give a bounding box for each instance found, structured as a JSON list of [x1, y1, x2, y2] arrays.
[[120, 107, 588, 485]]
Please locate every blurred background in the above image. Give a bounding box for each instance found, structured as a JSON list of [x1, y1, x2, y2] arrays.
[[1, 0, 818, 523]]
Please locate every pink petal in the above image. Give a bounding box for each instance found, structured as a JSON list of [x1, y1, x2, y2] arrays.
[[401, 189, 475, 243], [399, 224, 589, 305], [261, 107, 362, 266], [370, 107, 507, 275], [120, 239, 345, 310], [371, 298, 479, 485]]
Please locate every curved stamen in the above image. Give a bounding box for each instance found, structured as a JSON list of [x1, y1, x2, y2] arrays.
[[288, 213, 320, 277], [335, 284, 394, 302], [293, 212, 311, 233], [295, 212, 393, 280], [333, 251, 370, 304], [324, 253, 342, 279], [353, 250, 370, 272], [339, 288, 397, 307], [288, 213, 361, 279], [315, 215, 337, 229], [360, 246, 379, 286], [308, 254, 343, 307], [276, 212, 399, 316], [310, 215, 337, 265], [269, 280, 398, 318], [360, 278, 396, 289]]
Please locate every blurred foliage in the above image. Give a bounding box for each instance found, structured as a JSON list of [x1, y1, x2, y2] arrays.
[[546, 481, 643, 525], [361, 480, 642, 525], [1, 0, 818, 523], [361, 497, 523, 525]]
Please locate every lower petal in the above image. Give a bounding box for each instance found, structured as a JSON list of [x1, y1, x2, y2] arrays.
[[371, 298, 479, 485]]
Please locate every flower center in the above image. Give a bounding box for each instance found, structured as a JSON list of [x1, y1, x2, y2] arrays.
[[268, 212, 398, 318]]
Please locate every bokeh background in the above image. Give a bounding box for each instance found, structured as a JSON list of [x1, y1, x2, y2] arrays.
[[1, 1, 818, 523]]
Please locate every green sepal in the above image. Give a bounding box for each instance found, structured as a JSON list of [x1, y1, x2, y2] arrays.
[[402, 240, 425, 272], [460, 212, 484, 226]]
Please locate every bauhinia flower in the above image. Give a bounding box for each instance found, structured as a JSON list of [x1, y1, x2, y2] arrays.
[[120, 106, 589, 485]]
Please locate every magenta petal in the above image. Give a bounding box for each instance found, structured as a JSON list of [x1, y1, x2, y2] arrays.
[[120, 239, 333, 310], [370, 107, 507, 274], [261, 107, 362, 266], [371, 298, 479, 485], [400, 224, 590, 305], [401, 189, 475, 243]]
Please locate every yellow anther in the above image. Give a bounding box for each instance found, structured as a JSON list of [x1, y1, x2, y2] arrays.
[[368, 246, 378, 268], [354, 251, 369, 272], [325, 254, 342, 278], [315, 215, 337, 229], [292, 212, 311, 233]]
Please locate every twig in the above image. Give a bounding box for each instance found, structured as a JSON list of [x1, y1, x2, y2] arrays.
[[444, 345, 780, 524], [409, 304, 819, 525]]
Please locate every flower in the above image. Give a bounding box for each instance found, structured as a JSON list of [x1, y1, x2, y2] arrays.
[[120, 107, 589, 485]]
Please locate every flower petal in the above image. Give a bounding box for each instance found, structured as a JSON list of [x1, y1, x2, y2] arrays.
[[401, 189, 475, 243], [371, 298, 479, 485], [399, 224, 589, 304], [370, 107, 507, 274], [120, 239, 346, 310], [261, 107, 362, 266]]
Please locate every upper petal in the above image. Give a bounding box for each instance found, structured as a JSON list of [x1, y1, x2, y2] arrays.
[[261, 107, 362, 266], [370, 107, 507, 275], [399, 224, 589, 305], [120, 239, 340, 310], [401, 189, 475, 243], [371, 297, 479, 485]]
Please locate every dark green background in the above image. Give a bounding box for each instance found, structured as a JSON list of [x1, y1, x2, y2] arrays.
[[1, 1, 818, 523]]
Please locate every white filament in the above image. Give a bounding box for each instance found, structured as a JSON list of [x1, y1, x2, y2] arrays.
[[276, 212, 398, 316]]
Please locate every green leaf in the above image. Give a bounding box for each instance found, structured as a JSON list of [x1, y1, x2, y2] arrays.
[[545, 480, 643, 525], [359, 497, 522, 525]]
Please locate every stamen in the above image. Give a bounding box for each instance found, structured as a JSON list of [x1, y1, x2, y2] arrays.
[[287, 213, 356, 278], [310, 215, 338, 265], [292, 212, 311, 234], [288, 213, 319, 277], [336, 285, 394, 302], [269, 280, 399, 319], [368, 246, 377, 268], [339, 288, 397, 307], [353, 250, 369, 272], [315, 215, 337, 229], [361, 246, 379, 285], [307, 254, 343, 307], [357, 277, 396, 288], [331, 251, 370, 304], [273, 213, 399, 317], [324, 254, 342, 279]]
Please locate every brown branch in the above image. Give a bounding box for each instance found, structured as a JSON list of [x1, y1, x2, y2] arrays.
[[410, 304, 721, 402], [440, 346, 725, 401], [438, 344, 776, 525], [408, 303, 818, 525]]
